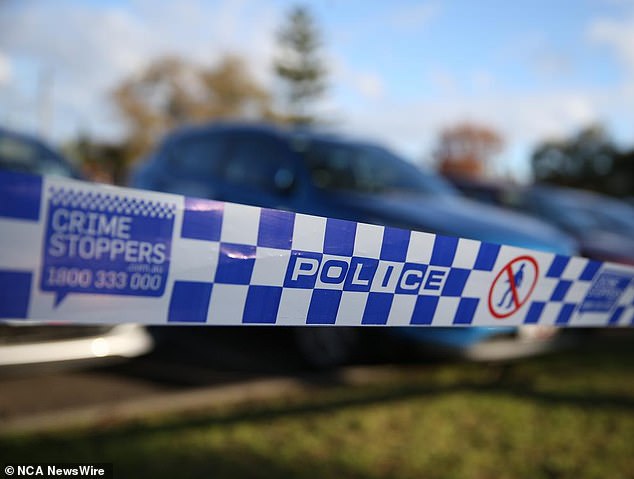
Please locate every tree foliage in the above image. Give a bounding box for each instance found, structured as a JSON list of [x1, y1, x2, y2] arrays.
[[64, 133, 127, 184], [434, 122, 503, 179], [274, 5, 327, 125], [113, 54, 274, 164], [531, 125, 633, 197]]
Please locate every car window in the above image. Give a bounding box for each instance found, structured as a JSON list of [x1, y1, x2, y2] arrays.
[[167, 133, 228, 179], [301, 140, 456, 195], [224, 134, 292, 192], [533, 193, 602, 233], [0, 133, 75, 177], [585, 196, 634, 231], [576, 199, 634, 235], [0, 135, 39, 169]]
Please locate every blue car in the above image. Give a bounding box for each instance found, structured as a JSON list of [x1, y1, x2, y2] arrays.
[[449, 177, 634, 266], [133, 122, 576, 367]]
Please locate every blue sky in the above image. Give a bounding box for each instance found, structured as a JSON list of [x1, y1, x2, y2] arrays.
[[1, 0, 633, 180]]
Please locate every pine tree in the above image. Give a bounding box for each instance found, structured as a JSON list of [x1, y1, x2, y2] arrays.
[[274, 5, 327, 125]]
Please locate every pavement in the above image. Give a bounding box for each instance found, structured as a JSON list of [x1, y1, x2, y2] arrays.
[[0, 364, 408, 436], [1, 328, 630, 436], [0, 327, 405, 436]]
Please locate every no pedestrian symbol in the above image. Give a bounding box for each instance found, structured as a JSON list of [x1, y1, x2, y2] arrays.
[[488, 255, 539, 319]]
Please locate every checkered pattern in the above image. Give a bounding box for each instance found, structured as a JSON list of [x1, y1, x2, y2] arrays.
[[48, 187, 176, 219], [169, 201, 560, 326], [518, 256, 597, 325], [166, 199, 634, 327], [2, 171, 633, 326], [517, 257, 634, 326]]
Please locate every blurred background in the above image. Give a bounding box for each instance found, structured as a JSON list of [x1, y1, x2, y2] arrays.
[[1, 1, 633, 478], [0, 0, 632, 192]]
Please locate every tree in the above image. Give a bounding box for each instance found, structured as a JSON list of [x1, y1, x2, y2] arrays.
[[434, 122, 504, 179], [113, 54, 274, 168], [531, 125, 632, 197], [113, 56, 192, 161], [274, 5, 327, 125], [200, 56, 273, 120], [64, 133, 127, 184]]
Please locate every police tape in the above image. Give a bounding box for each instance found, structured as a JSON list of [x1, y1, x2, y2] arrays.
[[0, 170, 633, 327]]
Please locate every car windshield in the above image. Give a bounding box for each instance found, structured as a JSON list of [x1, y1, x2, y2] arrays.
[[583, 197, 634, 235], [300, 139, 456, 196], [0, 132, 76, 177], [535, 192, 604, 233], [533, 190, 634, 236]]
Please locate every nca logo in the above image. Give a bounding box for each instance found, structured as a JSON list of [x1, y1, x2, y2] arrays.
[[17, 466, 44, 476]]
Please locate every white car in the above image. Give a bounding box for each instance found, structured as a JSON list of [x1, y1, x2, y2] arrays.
[[0, 322, 152, 369]]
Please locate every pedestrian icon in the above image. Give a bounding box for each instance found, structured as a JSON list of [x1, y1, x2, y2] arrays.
[[497, 263, 526, 309], [488, 256, 539, 319]]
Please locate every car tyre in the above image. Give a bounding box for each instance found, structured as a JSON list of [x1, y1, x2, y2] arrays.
[[293, 327, 359, 369]]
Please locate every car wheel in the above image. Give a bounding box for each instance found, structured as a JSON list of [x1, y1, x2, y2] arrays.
[[293, 327, 359, 369]]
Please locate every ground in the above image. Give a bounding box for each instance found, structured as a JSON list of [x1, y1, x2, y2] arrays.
[[1, 332, 632, 479]]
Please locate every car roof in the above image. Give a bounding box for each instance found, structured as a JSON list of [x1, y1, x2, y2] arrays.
[[530, 184, 606, 203], [0, 126, 49, 146], [163, 121, 384, 150]]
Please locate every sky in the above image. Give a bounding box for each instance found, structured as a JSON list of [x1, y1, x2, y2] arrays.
[[0, 0, 633, 181]]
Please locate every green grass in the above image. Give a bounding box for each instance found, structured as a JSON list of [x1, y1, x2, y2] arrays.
[[2, 338, 634, 479]]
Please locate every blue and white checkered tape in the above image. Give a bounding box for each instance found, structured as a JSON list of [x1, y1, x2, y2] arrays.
[[1, 170, 633, 327]]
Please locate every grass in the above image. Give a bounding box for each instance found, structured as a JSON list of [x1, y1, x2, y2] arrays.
[[1, 336, 633, 479]]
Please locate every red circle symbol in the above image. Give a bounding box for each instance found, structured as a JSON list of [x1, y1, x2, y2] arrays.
[[488, 255, 539, 319]]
